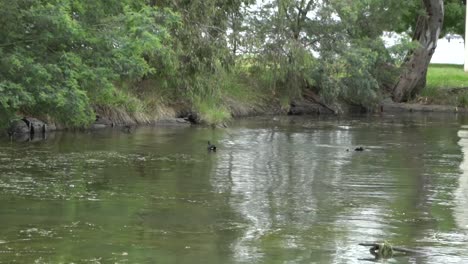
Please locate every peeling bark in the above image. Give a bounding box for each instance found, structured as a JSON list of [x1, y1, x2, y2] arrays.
[[392, 0, 444, 102]]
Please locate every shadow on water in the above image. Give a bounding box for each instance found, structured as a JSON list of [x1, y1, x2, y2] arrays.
[[6, 131, 51, 143], [0, 114, 467, 263], [455, 127, 468, 229]]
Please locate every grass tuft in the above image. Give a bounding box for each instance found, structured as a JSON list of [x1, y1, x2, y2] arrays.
[[193, 96, 231, 124]]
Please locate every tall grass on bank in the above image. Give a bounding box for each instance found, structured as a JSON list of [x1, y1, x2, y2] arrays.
[[193, 96, 231, 124], [188, 63, 272, 124]]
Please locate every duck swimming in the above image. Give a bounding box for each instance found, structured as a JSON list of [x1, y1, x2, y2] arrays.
[[354, 147, 364, 151], [207, 141, 217, 152]]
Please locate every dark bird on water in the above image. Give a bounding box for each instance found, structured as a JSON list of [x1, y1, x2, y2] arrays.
[[354, 147, 364, 151], [207, 141, 217, 152]]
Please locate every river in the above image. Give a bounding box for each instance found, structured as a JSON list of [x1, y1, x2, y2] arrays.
[[0, 114, 467, 263]]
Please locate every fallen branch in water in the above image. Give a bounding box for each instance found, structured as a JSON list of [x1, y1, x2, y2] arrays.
[[359, 242, 420, 259]]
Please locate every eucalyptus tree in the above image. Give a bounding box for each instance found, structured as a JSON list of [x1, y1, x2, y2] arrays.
[[326, 0, 422, 106], [246, 0, 451, 108], [392, 0, 445, 102], [244, 0, 414, 110], [391, 0, 468, 101]]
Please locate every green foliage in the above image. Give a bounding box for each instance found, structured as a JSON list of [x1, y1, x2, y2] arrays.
[[184, 64, 239, 123], [242, 0, 321, 104], [0, 0, 178, 126], [386, 37, 421, 67], [442, 0, 465, 36], [393, 0, 465, 37], [317, 46, 381, 109], [238, 0, 422, 112], [332, 0, 414, 38], [0, 0, 454, 126]]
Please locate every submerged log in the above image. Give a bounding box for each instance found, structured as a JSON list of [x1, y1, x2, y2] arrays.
[[359, 242, 420, 259], [360, 242, 393, 259]]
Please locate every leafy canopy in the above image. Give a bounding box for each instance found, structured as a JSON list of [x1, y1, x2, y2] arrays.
[[0, 0, 178, 125]]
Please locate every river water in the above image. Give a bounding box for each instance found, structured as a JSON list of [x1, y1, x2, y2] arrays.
[[0, 114, 468, 263]]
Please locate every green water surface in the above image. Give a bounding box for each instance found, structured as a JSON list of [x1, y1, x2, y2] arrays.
[[0, 114, 467, 263]]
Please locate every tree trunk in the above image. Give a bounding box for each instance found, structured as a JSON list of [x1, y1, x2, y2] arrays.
[[392, 0, 444, 102]]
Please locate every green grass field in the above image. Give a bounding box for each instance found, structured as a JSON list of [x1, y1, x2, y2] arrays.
[[426, 64, 468, 89], [422, 64, 468, 107]]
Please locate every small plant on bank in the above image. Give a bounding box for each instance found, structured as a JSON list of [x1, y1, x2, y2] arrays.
[[457, 92, 468, 108]]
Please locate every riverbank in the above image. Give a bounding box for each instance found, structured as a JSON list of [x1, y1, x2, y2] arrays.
[[417, 64, 468, 107], [4, 94, 338, 137], [6, 96, 468, 137], [381, 100, 468, 113], [5, 63, 468, 135]]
